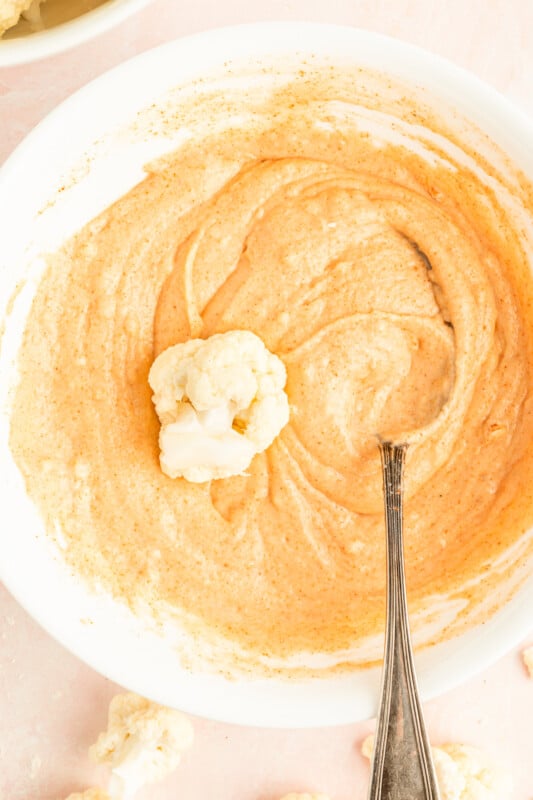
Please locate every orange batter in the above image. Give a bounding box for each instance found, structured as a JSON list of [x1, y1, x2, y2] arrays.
[[9, 65, 533, 674]]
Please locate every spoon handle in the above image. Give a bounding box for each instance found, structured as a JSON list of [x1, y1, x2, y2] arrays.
[[368, 441, 440, 800]]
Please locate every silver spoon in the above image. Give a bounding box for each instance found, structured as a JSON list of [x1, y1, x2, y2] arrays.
[[367, 441, 441, 800]]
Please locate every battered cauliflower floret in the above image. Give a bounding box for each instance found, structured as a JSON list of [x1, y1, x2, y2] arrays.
[[65, 790, 111, 800], [0, 0, 43, 35], [523, 645, 533, 677], [361, 736, 512, 799], [89, 692, 194, 800], [149, 330, 290, 482], [280, 795, 331, 800]]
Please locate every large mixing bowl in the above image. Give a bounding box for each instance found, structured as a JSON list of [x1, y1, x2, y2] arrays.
[[1, 23, 532, 727]]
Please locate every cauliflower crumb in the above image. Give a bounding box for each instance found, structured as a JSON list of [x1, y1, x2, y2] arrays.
[[280, 795, 331, 800], [361, 734, 374, 760], [361, 735, 512, 799], [523, 645, 533, 678], [65, 790, 111, 800], [149, 330, 290, 482], [89, 692, 194, 800]]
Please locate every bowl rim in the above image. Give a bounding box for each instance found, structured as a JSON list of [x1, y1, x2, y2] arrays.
[[1, 21, 533, 728], [0, 0, 153, 67]]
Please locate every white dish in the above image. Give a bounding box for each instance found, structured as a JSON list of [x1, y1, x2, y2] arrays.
[[0, 0, 153, 66], [1, 23, 532, 727]]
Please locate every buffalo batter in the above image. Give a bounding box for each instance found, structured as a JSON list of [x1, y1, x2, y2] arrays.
[[9, 66, 533, 673]]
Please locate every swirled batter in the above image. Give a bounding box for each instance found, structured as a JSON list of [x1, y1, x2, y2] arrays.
[[9, 66, 533, 673]]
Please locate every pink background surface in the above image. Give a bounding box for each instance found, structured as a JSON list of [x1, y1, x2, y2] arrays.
[[1, 1, 533, 798]]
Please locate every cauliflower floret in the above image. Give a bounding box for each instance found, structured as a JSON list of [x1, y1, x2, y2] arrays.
[[361, 736, 512, 799], [280, 795, 331, 800], [148, 330, 290, 482], [0, 0, 43, 35], [89, 692, 194, 800], [438, 743, 512, 799], [431, 747, 468, 799], [523, 645, 533, 678]]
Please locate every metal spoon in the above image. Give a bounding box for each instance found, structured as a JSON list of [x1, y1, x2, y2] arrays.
[[367, 441, 441, 800]]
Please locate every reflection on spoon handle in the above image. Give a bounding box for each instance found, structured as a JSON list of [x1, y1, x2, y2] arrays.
[[368, 441, 440, 800]]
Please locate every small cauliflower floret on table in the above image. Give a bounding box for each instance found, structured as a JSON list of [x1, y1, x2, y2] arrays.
[[361, 736, 512, 799], [0, 0, 43, 35], [65, 790, 111, 800], [435, 743, 513, 800], [89, 692, 194, 800], [149, 330, 290, 482]]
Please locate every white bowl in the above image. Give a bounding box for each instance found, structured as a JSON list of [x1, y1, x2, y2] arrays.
[[0, 0, 153, 66], [1, 23, 533, 728]]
